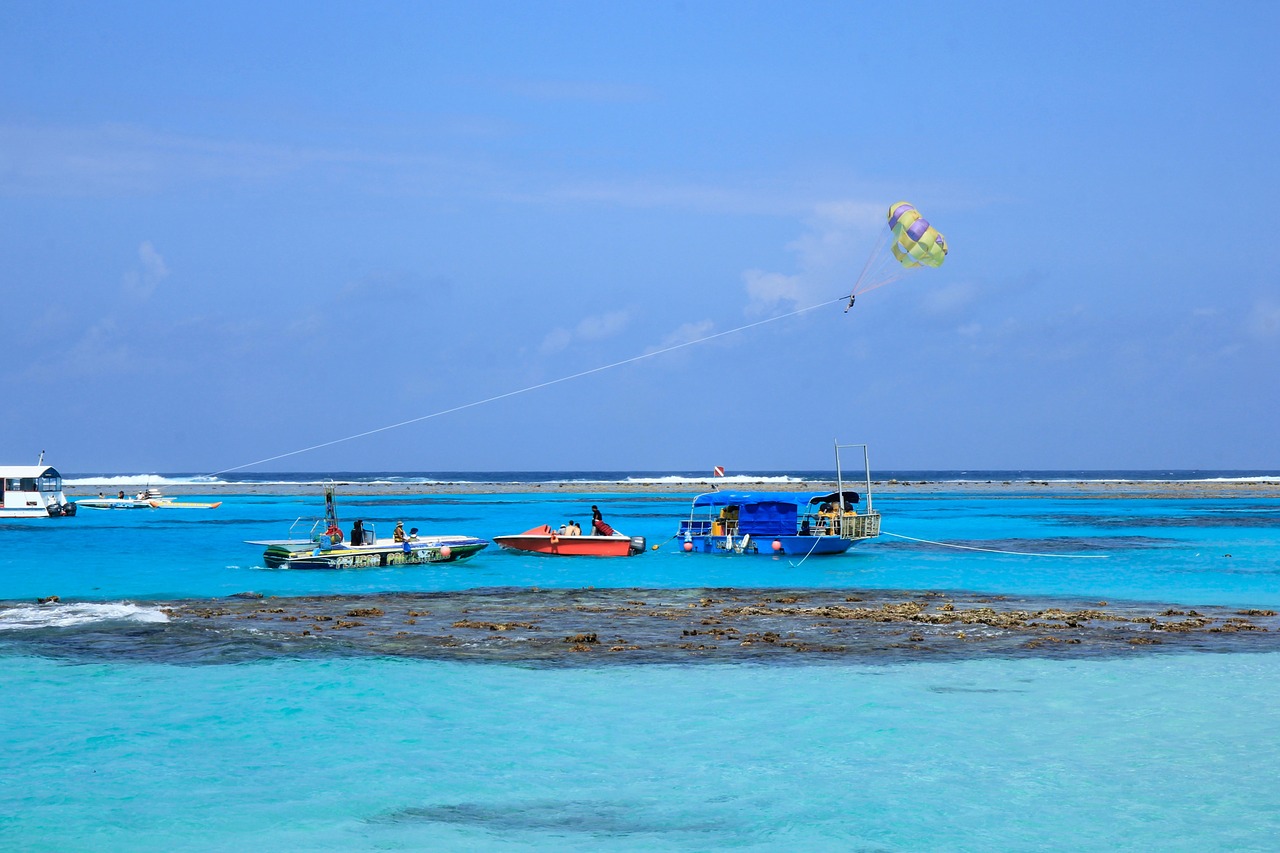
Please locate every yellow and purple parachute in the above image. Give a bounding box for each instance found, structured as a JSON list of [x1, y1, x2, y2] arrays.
[[846, 201, 948, 309], [887, 201, 948, 269]]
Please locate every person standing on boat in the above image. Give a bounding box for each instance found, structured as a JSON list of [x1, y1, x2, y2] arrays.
[[590, 506, 615, 536], [350, 519, 365, 546]]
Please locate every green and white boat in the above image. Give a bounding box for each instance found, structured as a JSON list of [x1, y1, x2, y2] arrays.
[[246, 485, 488, 569]]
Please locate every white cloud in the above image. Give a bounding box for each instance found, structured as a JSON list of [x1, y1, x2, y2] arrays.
[[742, 199, 889, 315], [539, 327, 574, 354], [122, 240, 169, 299], [576, 310, 629, 340], [20, 318, 133, 380], [743, 269, 802, 310], [540, 310, 631, 353], [649, 320, 715, 353]]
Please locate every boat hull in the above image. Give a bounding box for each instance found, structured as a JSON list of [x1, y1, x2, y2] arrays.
[[77, 499, 152, 510], [0, 504, 78, 518], [259, 536, 489, 570], [682, 533, 855, 556], [494, 533, 646, 557]]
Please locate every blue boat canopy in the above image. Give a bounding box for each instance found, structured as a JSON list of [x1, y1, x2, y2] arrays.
[[690, 491, 859, 509]]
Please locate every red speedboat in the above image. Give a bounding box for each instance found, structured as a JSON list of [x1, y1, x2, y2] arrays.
[[493, 524, 646, 557]]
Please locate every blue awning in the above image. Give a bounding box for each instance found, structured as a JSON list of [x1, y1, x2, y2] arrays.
[[690, 491, 857, 509]]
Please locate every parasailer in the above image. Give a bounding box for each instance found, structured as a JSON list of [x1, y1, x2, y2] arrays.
[[845, 201, 948, 311]]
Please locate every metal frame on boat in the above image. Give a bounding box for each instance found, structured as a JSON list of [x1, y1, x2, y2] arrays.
[[245, 484, 488, 569], [676, 442, 881, 556]]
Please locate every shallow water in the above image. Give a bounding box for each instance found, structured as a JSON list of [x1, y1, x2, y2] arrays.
[[5, 653, 1280, 851], [2, 487, 1279, 850]]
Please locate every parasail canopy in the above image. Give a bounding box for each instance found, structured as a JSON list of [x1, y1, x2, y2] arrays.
[[887, 201, 948, 268]]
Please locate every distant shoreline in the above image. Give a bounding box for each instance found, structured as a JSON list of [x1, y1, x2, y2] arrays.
[[66, 479, 1280, 499]]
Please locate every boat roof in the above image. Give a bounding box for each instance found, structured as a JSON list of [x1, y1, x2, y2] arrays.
[[691, 490, 859, 509], [0, 465, 61, 478]]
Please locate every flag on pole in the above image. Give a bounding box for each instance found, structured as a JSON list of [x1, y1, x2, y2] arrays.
[[713, 466, 725, 477]]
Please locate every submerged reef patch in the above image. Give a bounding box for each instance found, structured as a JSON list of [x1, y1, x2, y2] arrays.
[[3, 587, 1278, 666]]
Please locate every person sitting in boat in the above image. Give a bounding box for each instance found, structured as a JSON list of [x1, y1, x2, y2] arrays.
[[565, 520, 581, 536], [393, 521, 407, 542], [350, 520, 366, 546], [818, 502, 841, 533], [408, 527, 419, 541], [118, 490, 126, 499]]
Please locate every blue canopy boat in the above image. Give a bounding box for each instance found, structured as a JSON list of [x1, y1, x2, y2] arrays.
[[675, 443, 881, 556]]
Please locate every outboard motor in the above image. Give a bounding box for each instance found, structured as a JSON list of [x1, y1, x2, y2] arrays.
[[629, 536, 646, 555]]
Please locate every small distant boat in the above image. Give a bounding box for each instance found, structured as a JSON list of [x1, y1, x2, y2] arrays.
[[0, 455, 77, 518], [494, 524, 646, 557], [245, 485, 488, 569], [77, 487, 222, 510], [674, 442, 881, 556]]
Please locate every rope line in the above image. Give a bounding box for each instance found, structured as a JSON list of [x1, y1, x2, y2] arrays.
[[881, 530, 1110, 559], [213, 295, 847, 475], [787, 533, 825, 568]]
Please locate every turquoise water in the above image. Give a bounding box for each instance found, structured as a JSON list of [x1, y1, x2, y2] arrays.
[[3, 487, 1279, 850]]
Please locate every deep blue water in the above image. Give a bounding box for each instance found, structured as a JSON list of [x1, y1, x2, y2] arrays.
[[3, 480, 1279, 850]]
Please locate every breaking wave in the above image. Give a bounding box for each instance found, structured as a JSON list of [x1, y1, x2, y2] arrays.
[[0, 601, 170, 631]]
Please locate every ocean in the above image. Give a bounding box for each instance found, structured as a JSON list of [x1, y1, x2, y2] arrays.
[[3, 473, 1279, 850]]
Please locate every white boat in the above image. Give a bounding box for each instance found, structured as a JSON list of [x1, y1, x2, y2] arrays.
[[245, 485, 487, 569], [0, 456, 77, 518], [78, 487, 222, 510]]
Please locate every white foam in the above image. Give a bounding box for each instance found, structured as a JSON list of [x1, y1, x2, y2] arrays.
[[622, 474, 806, 485], [0, 601, 170, 630], [64, 474, 220, 487]]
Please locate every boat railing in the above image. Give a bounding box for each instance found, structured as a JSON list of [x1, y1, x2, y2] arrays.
[[838, 511, 881, 540], [285, 517, 321, 543], [679, 519, 714, 536]]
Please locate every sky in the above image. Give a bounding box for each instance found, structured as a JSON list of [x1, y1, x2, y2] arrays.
[[3, 1, 1278, 473]]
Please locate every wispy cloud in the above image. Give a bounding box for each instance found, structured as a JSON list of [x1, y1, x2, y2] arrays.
[[0, 122, 469, 198], [122, 241, 169, 299], [742, 200, 886, 313], [646, 319, 716, 354], [540, 309, 632, 353], [742, 269, 802, 311], [542, 179, 813, 217], [20, 318, 135, 381]]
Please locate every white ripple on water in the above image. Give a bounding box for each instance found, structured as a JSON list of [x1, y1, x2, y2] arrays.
[[0, 602, 170, 631]]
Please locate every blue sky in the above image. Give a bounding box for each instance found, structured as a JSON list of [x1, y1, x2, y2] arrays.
[[3, 1, 1277, 473]]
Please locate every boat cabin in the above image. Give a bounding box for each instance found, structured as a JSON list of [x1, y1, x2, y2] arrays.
[[677, 490, 880, 556], [0, 465, 77, 518]]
